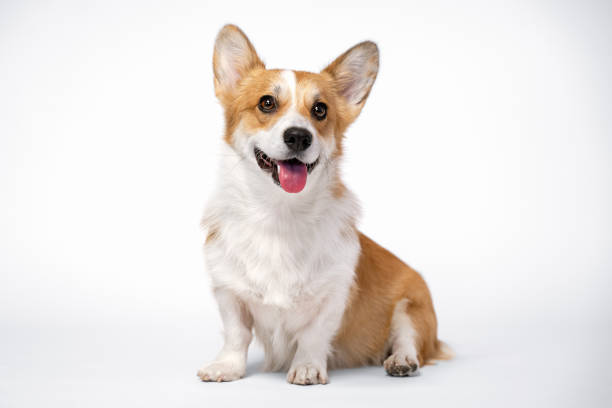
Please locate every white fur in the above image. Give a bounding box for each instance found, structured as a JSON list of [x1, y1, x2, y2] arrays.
[[197, 288, 252, 381], [200, 70, 361, 383], [281, 70, 297, 105], [383, 299, 420, 376]]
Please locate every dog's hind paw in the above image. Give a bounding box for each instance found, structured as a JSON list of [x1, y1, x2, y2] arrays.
[[384, 353, 420, 377]]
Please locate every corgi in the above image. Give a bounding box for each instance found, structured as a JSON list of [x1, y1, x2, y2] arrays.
[[198, 24, 449, 385]]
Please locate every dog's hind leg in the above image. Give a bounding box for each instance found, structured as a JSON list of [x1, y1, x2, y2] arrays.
[[383, 284, 451, 377], [383, 299, 422, 376]]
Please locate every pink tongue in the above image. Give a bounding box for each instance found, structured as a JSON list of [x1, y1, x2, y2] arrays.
[[278, 161, 307, 193]]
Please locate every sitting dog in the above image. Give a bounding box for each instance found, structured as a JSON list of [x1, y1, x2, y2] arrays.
[[199, 24, 449, 385]]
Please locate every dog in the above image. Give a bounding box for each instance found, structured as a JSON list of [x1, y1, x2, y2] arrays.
[[198, 24, 449, 385]]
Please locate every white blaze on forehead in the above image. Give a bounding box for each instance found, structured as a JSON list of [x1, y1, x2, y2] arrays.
[[280, 70, 297, 108]]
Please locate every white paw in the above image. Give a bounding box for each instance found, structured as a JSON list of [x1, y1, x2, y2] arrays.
[[197, 360, 245, 382], [384, 353, 420, 377], [287, 363, 328, 385]]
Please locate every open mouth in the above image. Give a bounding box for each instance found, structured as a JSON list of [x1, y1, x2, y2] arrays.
[[254, 147, 319, 193]]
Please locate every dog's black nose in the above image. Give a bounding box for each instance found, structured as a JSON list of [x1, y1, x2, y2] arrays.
[[283, 127, 312, 152]]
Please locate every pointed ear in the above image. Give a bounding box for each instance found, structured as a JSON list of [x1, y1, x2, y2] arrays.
[[213, 25, 264, 97], [322, 41, 379, 121]]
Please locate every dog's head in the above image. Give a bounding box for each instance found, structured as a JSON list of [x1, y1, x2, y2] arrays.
[[213, 25, 378, 194]]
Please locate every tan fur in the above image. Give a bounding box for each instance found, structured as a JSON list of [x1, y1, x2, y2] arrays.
[[294, 71, 339, 146], [221, 69, 285, 143], [217, 69, 341, 147], [331, 177, 347, 199], [205, 228, 219, 245], [332, 233, 442, 368]]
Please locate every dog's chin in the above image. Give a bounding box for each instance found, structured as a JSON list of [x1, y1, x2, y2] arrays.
[[254, 147, 319, 194]]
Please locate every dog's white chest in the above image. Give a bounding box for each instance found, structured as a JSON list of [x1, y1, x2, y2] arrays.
[[207, 210, 351, 308], [202, 161, 362, 369]]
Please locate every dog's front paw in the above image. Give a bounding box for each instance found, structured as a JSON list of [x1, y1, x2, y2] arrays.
[[287, 363, 328, 385], [384, 353, 420, 377], [197, 360, 245, 382]]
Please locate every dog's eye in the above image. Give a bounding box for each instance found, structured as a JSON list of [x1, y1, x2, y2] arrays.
[[258, 95, 277, 113], [311, 102, 327, 120]]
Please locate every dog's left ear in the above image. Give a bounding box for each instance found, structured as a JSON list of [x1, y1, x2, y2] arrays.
[[322, 41, 379, 122]]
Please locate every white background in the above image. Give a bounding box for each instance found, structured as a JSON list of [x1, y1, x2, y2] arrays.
[[1, 0, 611, 407]]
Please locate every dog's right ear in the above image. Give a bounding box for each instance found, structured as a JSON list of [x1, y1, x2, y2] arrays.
[[213, 25, 264, 98]]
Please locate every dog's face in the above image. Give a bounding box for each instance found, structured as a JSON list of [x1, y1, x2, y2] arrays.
[[213, 25, 378, 194]]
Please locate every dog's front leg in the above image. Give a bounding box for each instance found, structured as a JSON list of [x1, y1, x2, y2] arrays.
[[287, 294, 346, 385], [197, 288, 253, 382]]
